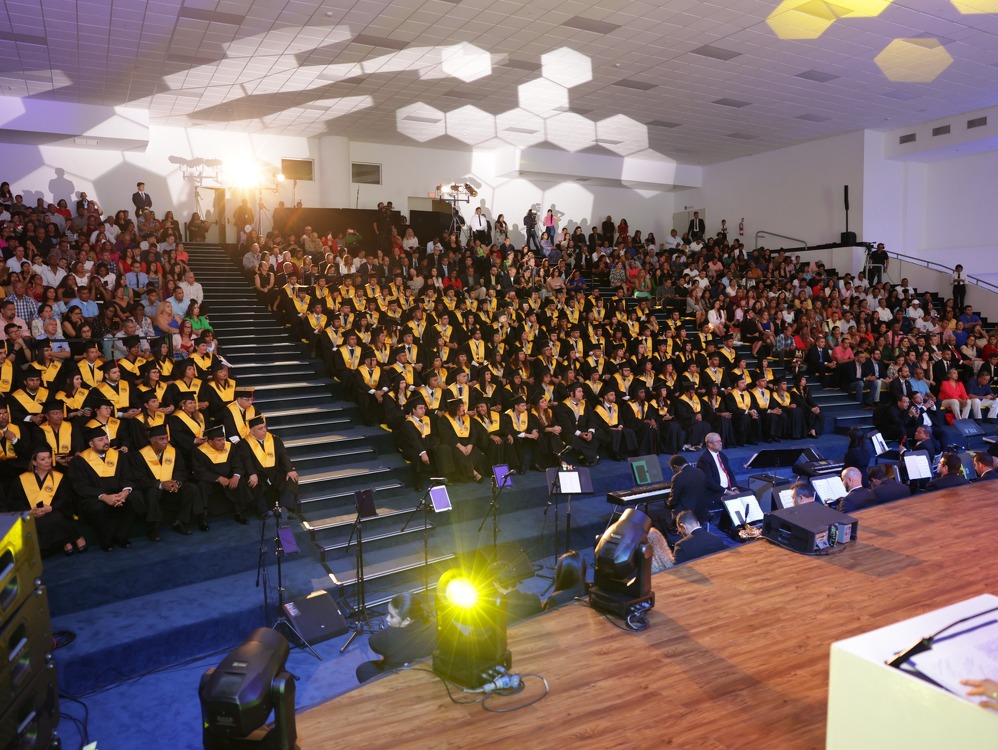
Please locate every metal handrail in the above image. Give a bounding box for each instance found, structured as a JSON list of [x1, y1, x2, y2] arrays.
[[887, 250, 998, 295], [754, 230, 808, 251]]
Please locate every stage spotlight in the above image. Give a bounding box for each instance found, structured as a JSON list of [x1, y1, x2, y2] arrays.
[[199, 628, 298, 750], [168, 155, 190, 166], [450, 184, 461, 192], [433, 568, 511, 689], [276, 172, 286, 182], [463, 183, 478, 197], [204, 158, 224, 168], [589, 508, 655, 625]]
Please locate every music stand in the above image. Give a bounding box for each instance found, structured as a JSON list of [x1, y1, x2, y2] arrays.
[[340, 489, 378, 654], [745, 448, 806, 484], [477, 464, 512, 552], [401, 482, 451, 593], [543, 466, 592, 558]]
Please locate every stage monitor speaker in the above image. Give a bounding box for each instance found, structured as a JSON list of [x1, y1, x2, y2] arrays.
[[954, 419, 985, 437], [0, 587, 52, 705], [282, 591, 348, 644], [762, 503, 858, 554], [0, 662, 59, 750], [840, 231, 857, 245], [0, 514, 43, 623]]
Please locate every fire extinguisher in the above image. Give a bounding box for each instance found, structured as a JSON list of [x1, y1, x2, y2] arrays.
[[738, 218, 744, 237]]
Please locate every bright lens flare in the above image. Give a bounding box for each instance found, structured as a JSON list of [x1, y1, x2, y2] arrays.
[[445, 577, 479, 608]]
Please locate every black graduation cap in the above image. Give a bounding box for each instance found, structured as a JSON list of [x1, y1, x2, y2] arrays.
[[406, 395, 426, 413], [84, 425, 107, 441], [175, 392, 196, 404], [205, 424, 225, 439], [42, 398, 64, 413], [148, 424, 169, 438], [234, 387, 254, 399], [248, 415, 266, 428], [99, 360, 120, 373]]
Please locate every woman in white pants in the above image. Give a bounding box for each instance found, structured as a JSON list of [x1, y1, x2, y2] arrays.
[[938, 367, 972, 420]]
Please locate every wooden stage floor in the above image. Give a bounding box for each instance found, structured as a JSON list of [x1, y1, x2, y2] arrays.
[[297, 484, 998, 749]]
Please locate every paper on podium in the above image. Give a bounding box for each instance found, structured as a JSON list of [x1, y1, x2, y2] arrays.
[[559, 471, 582, 494], [910, 616, 998, 705], [903, 452, 933, 480]]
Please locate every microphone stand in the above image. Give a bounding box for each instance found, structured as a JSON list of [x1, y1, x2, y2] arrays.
[[401, 482, 439, 593], [340, 510, 374, 654], [477, 470, 512, 552]]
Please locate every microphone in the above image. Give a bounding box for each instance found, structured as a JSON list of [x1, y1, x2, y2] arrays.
[[555, 444, 572, 458], [500, 469, 516, 482]]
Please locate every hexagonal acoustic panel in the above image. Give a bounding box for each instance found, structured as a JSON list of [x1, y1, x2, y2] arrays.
[[766, 0, 894, 40], [874, 38, 953, 83], [540, 48, 593, 88]]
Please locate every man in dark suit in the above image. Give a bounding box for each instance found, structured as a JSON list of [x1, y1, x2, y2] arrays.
[[888, 365, 914, 402], [925, 453, 970, 492], [973, 452, 998, 481], [838, 467, 877, 513], [695, 432, 740, 513], [805, 336, 837, 385], [882, 395, 918, 442], [687, 211, 705, 240], [868, 465, 911, 504], [673, 510, 726, 564], [665, 455, 710, 531], [131, 181, 152, 211]]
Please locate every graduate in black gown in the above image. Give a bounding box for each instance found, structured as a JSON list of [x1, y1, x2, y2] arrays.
[[5, 445, 87, 555], [438, 398, 487, 483]]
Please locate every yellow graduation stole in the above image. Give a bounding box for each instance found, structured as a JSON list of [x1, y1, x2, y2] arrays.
[[247, 434, 276, 469], [87, 417, 121, 440], [565, 307, 580, 325], [192, 352, 214, 372], [586, 356, 605, 375], [207, 380, 236, 403], [0, 359, 12, 392], [309, 312, 328, 331], [118, 357, 147, 378], [226, 402, 255, 439], [138, 382, 168, 404], [680, 395, 701, 413], [773, 391, 791, 407], [629, 401, 647, 419], [754, 388, 771, 408], [98, 381, 130, 410], [175, 410, 204, 437], [78, 361, 104, 388], [685, 373, 700, 387], [139, 445, 176, 482], [40, 422, 73, 456], [372, 343, 390, 365], [408, 319, 426, 339], [468, 339, 486, 362], [57, 387, 89, 411], [392, 362, 415, 385], [613, 373, 633, 393], [651, 399, 671, 418], [625, 320, 640, 337], [408, 415, 431, 437], [157, 358, 174, 378], [437, 325, 453, 342], [758, 367, 774, 382], [708, 395, 724, 410], [476, 412, 501, 434], [360, 366, 381, 389], [18, 470, 62, 507], [173, 377, 202, 399], [563, 397, 586, 420], [139, 409, 167, 432], [291, 295, 311, 315], [420, 386, 443, 410], [719, 347, 736, 364], [0, 424, 22, 458], [338, 345, 360, 371], [595, 403, 618, 426], [338, 284, 356, 300], [324, 327, 345, 348], [198, 442, 231, 465], [31, 360, 62, 386], [80, 448, 119, 478], [449, 383, 470, 408], [12, 388, 47, 414], [662, 372, 677, 389], [506, 409, 528, 432], [731, 390, 752, 410], [706, 368, 725, 386], [476, 383, 496, 402], [442, 296, 457, 311], [446, 414, 470, 438]]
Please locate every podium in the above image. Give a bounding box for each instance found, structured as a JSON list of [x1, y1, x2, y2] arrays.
[[827, 593, 998, 749]]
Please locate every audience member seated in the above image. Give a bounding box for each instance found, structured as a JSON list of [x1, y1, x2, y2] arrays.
[[973, 451, 998, 482], [673, 510, 726, 564], [868, 464, 911, 504], [926, 452, 970, 491], [838, 466, 877, 513], [646, 527, 675, 573], [355, 591, 435, 684]]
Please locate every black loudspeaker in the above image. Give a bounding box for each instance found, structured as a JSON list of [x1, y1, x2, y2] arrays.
[[844, 184, 850, 211], [282, 591, 348, 644], [0, 513, 58, 749], [762, 503, 858, 554], [840, 231, 857, 245]]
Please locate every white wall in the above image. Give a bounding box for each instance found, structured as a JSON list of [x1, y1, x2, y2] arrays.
[[347, 140, 676, 244], [676, 130, 866, 248], [0, 124, 320, 237]]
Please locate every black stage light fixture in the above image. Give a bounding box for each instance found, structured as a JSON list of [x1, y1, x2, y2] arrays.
[[589, 508, 655, 622], [199, 628, 299, 750]]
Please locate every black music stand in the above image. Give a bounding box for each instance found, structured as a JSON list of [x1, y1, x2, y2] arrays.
[[745, 448, 806, 482], [478, 464, 513, 552], [340, 489, 378, 654], [543, 466, 593, 558]]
